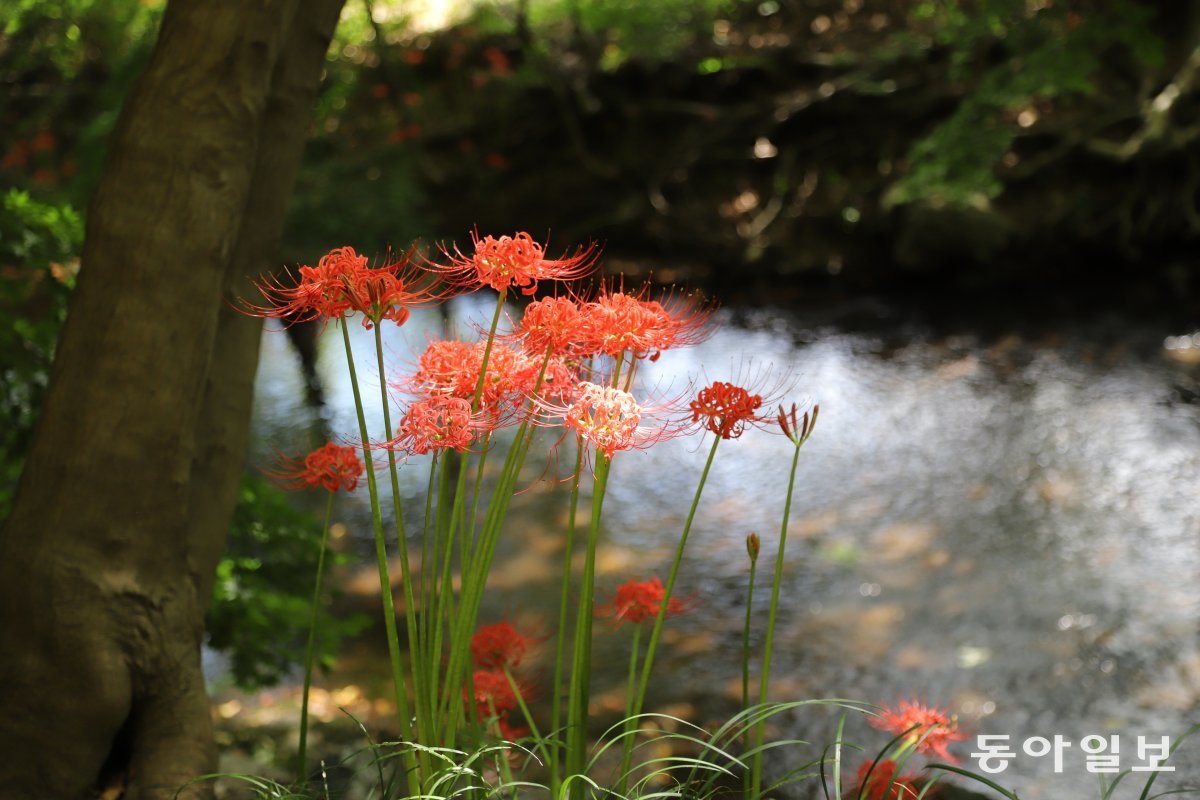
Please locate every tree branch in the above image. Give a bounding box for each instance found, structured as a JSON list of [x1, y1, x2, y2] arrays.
[[1086, 44, 1200, 160]]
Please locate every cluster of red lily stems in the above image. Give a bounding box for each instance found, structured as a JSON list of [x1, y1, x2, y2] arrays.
[[246, 232, 965, 799]]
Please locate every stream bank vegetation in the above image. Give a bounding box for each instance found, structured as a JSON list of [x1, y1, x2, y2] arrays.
[[7, 1, 1200, 298]]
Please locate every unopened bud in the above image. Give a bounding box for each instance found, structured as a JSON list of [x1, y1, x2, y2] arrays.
[[777, 404, 794, 440], [746, 532, 760, 562]]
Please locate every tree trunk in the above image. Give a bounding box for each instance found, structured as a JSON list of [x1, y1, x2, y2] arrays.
[[0, 1, 342, 797], [186, 0, 347, 621]]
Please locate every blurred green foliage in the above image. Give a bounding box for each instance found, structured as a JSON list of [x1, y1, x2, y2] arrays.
[[280, 0, 738, 256], [0, 0, 164, 208], [0, 0, 1175, 237], [208, 475, 370, 690], [887, 0, 1163, 206], [0, 189, 81, 518], [524, 0, 733, 67]]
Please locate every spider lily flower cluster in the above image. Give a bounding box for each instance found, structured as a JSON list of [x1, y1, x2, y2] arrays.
[[244, 245, 450, 328], [466, 621, 549, 754], [434, 230, 599, 296], [266, 442, 364, 492], [838, 698, 967, 800], [869, 697, 966, 764], [264, 442, 365, 781], [242, 231, 822, 797], [599, 577, 687, 625]]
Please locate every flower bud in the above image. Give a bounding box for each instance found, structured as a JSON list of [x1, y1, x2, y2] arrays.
[[746, 532, 760, 563]]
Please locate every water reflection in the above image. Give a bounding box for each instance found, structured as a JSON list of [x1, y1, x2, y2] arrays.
[[247, 301, 1200, 798]]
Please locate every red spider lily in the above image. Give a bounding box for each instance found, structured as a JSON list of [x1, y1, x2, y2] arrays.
[[469, 668, 531, 751], [407, 339, 540, 415], [869, 699, 966, 763], [467, 668, 531, 719], [690, 381, 765, 439], [579, 290, 649, 357], [380, 395, 485, 455], [579, 283, 714, 361], [266, 442, 364, 493], [634, 289, 715, 356], [477, 344, 544, 410], [242, 245, 450, 328], [846, 760, 927, 800], [408, 339, 478, 398], [495, 717, 529, 742], [535, 357, 583, 404], [242, 245, 364, 323], [469, 669, 518, 715], [537, 382, 690, 459], [470, 622, 531, 669], [341, 245, 453, 328], [432, 230, 598, 295], [566, 383, 643, 459], [518, 295, 586, 357], [598, 576, 688, 625], [690, 361, 796, 440]]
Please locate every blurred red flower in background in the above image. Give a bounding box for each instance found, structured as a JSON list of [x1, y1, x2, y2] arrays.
[[599, 577, 688, 625], [471, 622, 530, 670], [869, 698, 965, 762], [847, 759, 926, 800], [267, 442, 364, 493]]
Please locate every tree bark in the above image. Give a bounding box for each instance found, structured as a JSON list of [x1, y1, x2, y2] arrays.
[[186, 0, 347, 621], [0, 1, 341, 797]]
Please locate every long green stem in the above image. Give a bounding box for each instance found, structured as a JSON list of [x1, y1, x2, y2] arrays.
[[742, 558, 758, 715], [549, 441, 585, 798], [457, 287, 510, 581], [297, 490, 335, 786], [441, 341, 552, 742], [503, 665, 552, 767], [608, 352, 625, 389], [617, 623, 645, 790], [751, 436, 805, 798], [465, 342, 551, 577], [421, 288, 506, 747], [418, 452, 440, 737], [339, 322, 421, 794], [463, 434, 491, 575], [565, 454, 612, 798], [471, 288, 508, 408], [373, 323, 430, 749], [432, 440, 473, 741], [741, 537, 759, 798], [618, 434, 721, 790], [441, 412, 537, 738], [485, 696, 518, 790], [624, 624, 642, 722], [437, 287, 518, 743]]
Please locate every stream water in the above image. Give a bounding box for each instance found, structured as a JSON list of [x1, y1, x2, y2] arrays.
[[239, 294, 1200, 798]]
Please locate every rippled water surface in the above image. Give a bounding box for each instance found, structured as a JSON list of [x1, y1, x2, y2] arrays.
[[247, 297, 1200, 798]]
